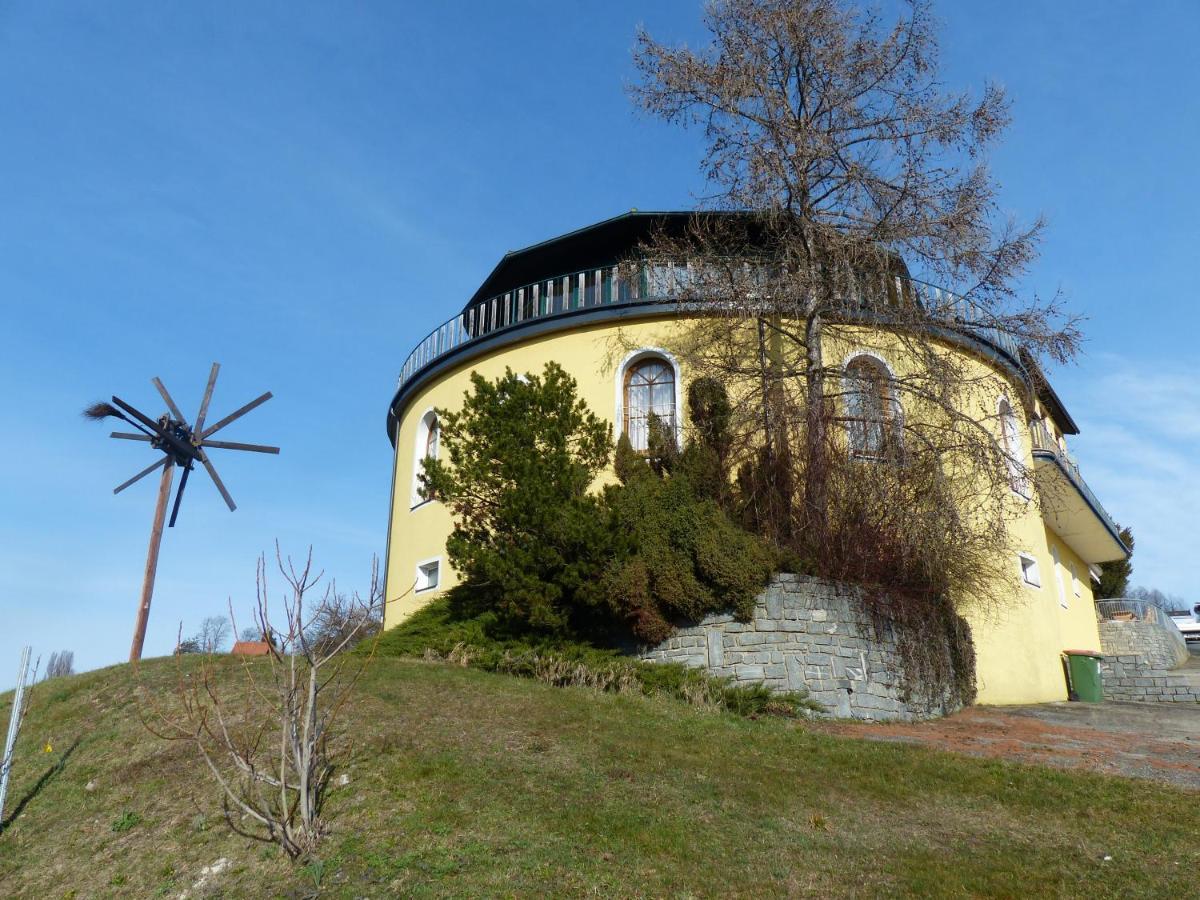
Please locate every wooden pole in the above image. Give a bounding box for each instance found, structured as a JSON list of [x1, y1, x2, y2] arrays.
[[130, 459, 174, 663]]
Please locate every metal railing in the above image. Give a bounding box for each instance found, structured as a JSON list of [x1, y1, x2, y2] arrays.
[[397, 264, 641, 389], [1096, 599, 1190, 657], [396, 263, 1025, 392]]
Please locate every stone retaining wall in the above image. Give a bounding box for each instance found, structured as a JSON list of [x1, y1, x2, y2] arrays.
[[1098, 655, 1200, 703], [640, 574, 961, 722], [1098, 620, 1189, 672]]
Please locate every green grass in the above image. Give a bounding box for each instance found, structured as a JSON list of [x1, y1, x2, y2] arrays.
[[1, 655, 1198, 897], [367, 597, 821, 717]]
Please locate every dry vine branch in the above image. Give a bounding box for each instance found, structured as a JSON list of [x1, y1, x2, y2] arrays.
[[621, 0, 1082, 703], [144, 545, 385, 860]]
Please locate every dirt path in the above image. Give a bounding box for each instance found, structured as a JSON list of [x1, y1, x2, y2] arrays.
[[822, 701, 1200, 790]]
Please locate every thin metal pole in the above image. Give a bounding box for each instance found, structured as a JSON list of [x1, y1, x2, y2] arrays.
[[0, 645, 32, 823], [130, 460, 175, 662]]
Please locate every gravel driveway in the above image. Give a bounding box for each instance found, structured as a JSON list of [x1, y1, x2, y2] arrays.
[[823, 701, 1200, 789]]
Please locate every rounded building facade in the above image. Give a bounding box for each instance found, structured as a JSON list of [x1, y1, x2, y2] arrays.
[[383, 212, 1128, 707]]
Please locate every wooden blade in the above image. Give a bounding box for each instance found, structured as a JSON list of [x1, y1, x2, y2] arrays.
[[201, 439, 280, 454], [114, 456, 168, 494], [200, 452, 237, 511], [110, 431, 152, 442], [152, 377, 186, 424], [167, 464, 191, 527], [194, 363, 220, 433], [111, 395, 200, 462], [111, 395, 163, 433], [201, 391, 272, 439]]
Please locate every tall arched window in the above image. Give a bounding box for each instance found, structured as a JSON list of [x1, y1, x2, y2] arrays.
[[844, 354, 899, 460], [424, 415, 440, 461], [624, 357, 676, 452], [998, 398, 1030, 497], [411, 410, 440, 506]]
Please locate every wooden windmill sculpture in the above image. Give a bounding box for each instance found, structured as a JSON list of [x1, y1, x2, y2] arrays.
[[84, 363, 278, 662]]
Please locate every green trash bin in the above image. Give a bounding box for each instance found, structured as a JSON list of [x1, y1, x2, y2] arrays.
[[1063, 650, 1104, 702]]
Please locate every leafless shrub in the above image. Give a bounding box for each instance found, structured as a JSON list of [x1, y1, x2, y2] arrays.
[[145, 545, 385, 860], [195, 616, 231, 654], [43, 651, 74, 680], [304, 586, 382, 657]]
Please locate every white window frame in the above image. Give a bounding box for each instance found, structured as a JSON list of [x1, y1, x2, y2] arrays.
[[998, 396, 1032, 500], [1050, 544, 1068, 608], [1017, 552, 1042, 589], [840, 350, 903, 461], [415, 556, 441, 593], [1069, 561, 1082, 597], [410, 409, 439, 509], [615, 348, 684, 450]]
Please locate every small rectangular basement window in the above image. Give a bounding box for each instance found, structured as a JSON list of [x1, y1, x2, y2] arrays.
[[416, 559, 440, 593], [1018, 553, 1042, 589]]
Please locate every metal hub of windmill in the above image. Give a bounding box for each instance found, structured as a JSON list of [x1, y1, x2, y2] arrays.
[[84, 363, 279, 661]]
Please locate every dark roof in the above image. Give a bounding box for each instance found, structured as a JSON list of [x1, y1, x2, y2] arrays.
[[1019, 349, 1080, 435], [463, 210, 742, 311], [460, 211, 1076, 431]]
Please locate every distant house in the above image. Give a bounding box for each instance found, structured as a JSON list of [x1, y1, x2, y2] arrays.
[[381, 211, 1129, 707], [231, 640, 271, 657]]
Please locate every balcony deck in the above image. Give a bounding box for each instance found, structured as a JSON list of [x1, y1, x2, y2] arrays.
[[1029, 419, 1128, 563], [392, 263, 1026, 411]]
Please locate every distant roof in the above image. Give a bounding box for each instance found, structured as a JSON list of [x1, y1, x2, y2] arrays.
[[463, 210, 742, 311], [231, 640, 271, 657]]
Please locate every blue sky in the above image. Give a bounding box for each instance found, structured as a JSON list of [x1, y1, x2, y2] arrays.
[[1, 1, 1197, 678]]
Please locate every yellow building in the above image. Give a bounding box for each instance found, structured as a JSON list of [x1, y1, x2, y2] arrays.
[[383, 212, 1129, 707]]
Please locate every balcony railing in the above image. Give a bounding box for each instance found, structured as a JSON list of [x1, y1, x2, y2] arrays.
[[1029, 418, 1122, 542], [395, 263, 1025, 392], [1096, 599, 1190, 657]]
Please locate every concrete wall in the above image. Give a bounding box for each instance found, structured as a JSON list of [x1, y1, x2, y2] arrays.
[[639, 574, 964, 722]]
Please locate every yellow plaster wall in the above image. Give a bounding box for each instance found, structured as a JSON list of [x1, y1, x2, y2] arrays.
[[385, 318, 683, 624], [384, 313, 1103, 707]]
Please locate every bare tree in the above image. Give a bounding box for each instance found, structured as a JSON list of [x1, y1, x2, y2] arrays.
[[626, 0, 1085, 703], [304, 585, 382, 656], [194, 616, 232, 654], [146, 546, 384, 860], [1128, 586, 1189, 615], [42, 651, 74, 680]]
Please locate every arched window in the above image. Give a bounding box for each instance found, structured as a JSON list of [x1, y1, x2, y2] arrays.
[[844, 354, 900, 460], [424, 415, 439, 461], [411, 410, 440, 507], [998, 398, 1030, 497], [623, 357, 677, 452]]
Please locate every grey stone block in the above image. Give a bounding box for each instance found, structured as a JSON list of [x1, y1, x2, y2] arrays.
[[707, 630, 724, 668]]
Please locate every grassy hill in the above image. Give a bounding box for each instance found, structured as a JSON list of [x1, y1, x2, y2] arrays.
[[1, 655, 1198, 898]]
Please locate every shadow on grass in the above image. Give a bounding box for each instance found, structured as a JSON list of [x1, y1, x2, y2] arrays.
[[0, 737, 82, 834]]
